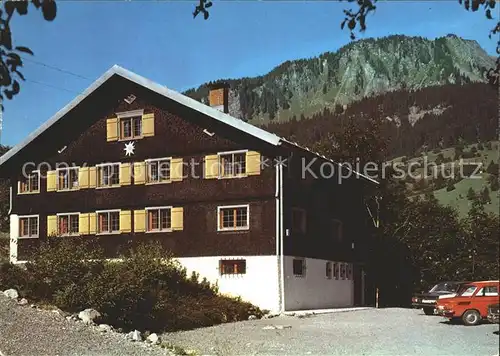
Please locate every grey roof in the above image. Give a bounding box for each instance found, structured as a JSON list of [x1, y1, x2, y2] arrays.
[[0, 65, 378, 184]]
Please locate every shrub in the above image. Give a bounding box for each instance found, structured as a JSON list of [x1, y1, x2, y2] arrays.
[[6, 239, 262, 332]]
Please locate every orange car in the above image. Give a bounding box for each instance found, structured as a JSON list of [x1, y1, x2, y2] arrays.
[[436, 280, 499, 326]]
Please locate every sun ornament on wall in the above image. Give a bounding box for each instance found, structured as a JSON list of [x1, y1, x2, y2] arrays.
[[124, 141, 136, 156]]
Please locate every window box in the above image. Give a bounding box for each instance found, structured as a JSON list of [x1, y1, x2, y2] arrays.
[[217, 205, 249, 231]]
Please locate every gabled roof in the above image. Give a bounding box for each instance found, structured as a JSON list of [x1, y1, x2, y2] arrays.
[[0, 65, 378, 184]]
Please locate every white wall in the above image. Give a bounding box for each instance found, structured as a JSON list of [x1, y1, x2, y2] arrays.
[[9, 214, 19, 263], [176, 255, 280, 313], [284, 256, 354, 311]]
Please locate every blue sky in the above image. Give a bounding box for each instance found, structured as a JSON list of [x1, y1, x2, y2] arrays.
[[2, 0, 498, 146]]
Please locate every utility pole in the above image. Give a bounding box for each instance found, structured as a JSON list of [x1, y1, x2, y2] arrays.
[[0, 107, 3, 146]]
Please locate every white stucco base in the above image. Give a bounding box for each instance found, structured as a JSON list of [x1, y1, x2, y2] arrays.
[[176, 255, 280, 313], [283, 256, 354, 311], [9, 214, 19, 264]]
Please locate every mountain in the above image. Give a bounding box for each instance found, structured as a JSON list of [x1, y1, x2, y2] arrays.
[[183, 34, 495, 124]]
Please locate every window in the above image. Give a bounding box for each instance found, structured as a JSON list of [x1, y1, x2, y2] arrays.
[[120, 116, 142, 140], [19, 216, 39, 238], [476, 286, 499, 297], [340, 263, 346, 279], [218, 205, 249, 231], [57, 167, 79, 191], [459, 285, 477, 297], [146, 158, 171, 183], [347, 264, 353, 280], [19, 171, 40, 193], [219, 259, 246, 275], [58, 214, 79, 236], [97, 211, 120, 234], [292, 208, 306, 234], [219, 151, 246, 178], [326, 262, 333, 279], [293, 258, 305, 277], [333, 262, 339, 280], [97, 164, 120, 187], [146, 207, 172, 232], [331, 219, 343, 242]]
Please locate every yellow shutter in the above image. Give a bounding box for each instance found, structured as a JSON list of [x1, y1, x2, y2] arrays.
[[204, 155, 219, 179], [142, 113, 155, 137], [171, 158, 184, 182], [88, 167, 97, 188], [120, 210, 132, 233], [133, 162, 146, 184], [106, 118, 119, 141], [246, 151, 261, 176], [46, 171, 57, 192], [79, 213, 90, 235], [134, 210, 146, 233], [171, 207, 184, 231], [120, 163, 131, 186], [89, 213, 97, 235], [79, 167, 89, 189], [47, 215, 57, 237]]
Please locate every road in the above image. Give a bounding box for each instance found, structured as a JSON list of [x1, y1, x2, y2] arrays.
[[162, 308, 500, 355]]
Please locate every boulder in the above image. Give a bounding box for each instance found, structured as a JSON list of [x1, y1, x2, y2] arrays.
[[127, 330, 142, 342], [248, 315, 258, 320], [98, 324, 113, 333], [146, 333, 160, 345], [17, 298, 28, 306], [78, 308, 101, 324], [3, 289, 19, 299]]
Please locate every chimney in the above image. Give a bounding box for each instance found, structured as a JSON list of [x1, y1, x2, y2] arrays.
[[208, 83, 229, 114]]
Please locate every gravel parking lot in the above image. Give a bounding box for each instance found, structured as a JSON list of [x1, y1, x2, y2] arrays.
[[163, 308, 500, 356]]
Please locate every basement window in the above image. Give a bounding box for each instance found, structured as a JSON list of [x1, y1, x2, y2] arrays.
[[18, 171, 40, 194], [326, 261, 333, 279], [219, 259, 246, 276], [293, 258, 305, 277], [340, 263, 346, 280], [19, 215, 39, 238], [333, 262, 339, 280]]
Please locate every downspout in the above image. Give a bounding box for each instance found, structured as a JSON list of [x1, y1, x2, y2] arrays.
[[8, 186, 12, 214], [279, 157, 285, 313], [275, 159, 281, 312]]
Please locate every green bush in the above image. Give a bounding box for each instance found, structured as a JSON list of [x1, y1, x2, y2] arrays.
[[1, 239, 262, 332]]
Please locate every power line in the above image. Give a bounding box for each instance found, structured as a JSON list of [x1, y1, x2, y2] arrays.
[[26, 79, 81, 94], [21, 57, 91, 81]]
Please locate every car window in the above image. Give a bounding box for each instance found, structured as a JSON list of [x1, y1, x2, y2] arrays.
[[476, 286, 499, 297], [460, 286, 477, 297]]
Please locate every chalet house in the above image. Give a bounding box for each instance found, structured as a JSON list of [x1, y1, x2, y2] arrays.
[[0, 65, 378, 313]]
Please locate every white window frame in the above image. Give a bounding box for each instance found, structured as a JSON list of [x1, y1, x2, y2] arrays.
[[96, 209, 121, 235], [219, 259, 247, 277], [291, 208, 307, 234], [56, 166, 80, 191], [217, 204, 250, 231], [117, 109, 144, 141], [331, 219, 343, 242], [145, 206, 173, 233], [292, 257, 306, 277], [56, 212, 81, 237], [217, 149, 248, 179], [18, 170, 40, 194], [18, 215, 39, 239], [96, 163, 121, 189], [145, 157, 172, 184]]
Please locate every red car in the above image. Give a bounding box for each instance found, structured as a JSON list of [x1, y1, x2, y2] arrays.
[[436, 280, 500, 326]]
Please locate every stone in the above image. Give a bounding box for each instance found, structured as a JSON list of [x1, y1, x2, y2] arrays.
[[262, 325, 276, 330], [248, 315, 258, 320], [99, 324, 113, 333], [146, 333, 160, 345], [127, 330, 142, 342], [3, 289, 19, 299], [17, 298, 28, 306], [78, 308, 101, 324], [275, 325, 292, 330]]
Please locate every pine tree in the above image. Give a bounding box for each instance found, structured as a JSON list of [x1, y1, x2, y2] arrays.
[[466, 187, 476, 201], [481, 186, 491, 204]]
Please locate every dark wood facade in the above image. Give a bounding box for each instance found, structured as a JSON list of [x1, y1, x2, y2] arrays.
[[3, 74, 374, 264]]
